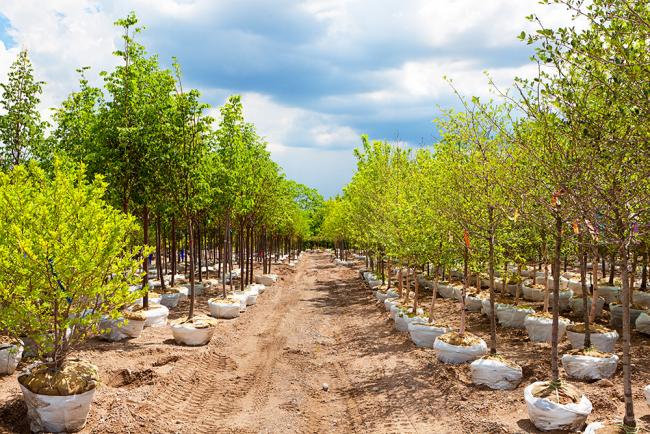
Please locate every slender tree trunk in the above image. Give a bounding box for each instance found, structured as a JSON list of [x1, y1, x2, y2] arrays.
[[404, 267, 411, 304], [381, 248, 385, 284], [262, 227, 267, 274], [501, 262, 507, 297], [171, 216, 177, 287], [156, 214, 166, 291], [164, 231, 169, 276], [550, 212, 562, 382], [619, 243, 636, 428], [142, 205, 150, 310], [460, 245, 468, 336], [397, 269, 403, 298], [222, 214, 230, 297], [239, 220, 245, 292], [488, 208, 497, 354], [429, 262, 439, 324], [629, 250, 638, 297], [217, 229, 222, 278], [197, 219, 203, 283], [579, 237, 590, 348], [608, 252, 616, 285], [386, 259, 392, 290], [641, 248, 648, 290], [184, 232, 188, 276], [413, 268, 419, 311], [514, 264, 522, 305], [188, 217, 195, 319], [590, 246, 600, 323]]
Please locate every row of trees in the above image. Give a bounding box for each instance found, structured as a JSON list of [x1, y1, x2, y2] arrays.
[[322, 0, 649, 429], [0, 13, 323, 367]]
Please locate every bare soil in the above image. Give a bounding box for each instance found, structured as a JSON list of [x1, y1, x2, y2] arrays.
[[1, 252, 650, 433]]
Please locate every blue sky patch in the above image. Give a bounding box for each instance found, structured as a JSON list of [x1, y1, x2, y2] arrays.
[[0, 14, 15, 48]]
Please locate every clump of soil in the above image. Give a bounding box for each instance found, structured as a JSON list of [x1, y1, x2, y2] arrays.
[[0, 335, 20, 347], [531, 381, 581, 405], [129, 302, 163, 312], [567, 323, 611, 334], [480, 354, 520, 369], [478, 294, 514, 305], [18, 359, 99, 396], [209, 297, 239, 304], [108, 368, 156, 388], [419, 320, 449, 328], [171, 315, 218, 329], [591, 424, 628, 434], [123, 310, 147, 321], [567, 347, 612, 358], [438, 331, 482, 346], [528, 311, 568, 322]]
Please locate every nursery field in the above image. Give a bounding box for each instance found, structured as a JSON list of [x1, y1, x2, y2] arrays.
[[2, 252, 649, 433]]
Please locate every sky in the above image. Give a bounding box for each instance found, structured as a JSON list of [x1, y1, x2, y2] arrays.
[[0, 0, 573, 198]]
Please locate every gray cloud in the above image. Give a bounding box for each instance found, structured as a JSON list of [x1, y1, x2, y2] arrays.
[[0, 0, 572, 197]]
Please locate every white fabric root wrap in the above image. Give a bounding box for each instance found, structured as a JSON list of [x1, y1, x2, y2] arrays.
[[561, 353, 618, 380], [524, 382, 592, 432], [20, 385, 96, 433], [470, 358, 522, 390], [433, 338, 488, 364]]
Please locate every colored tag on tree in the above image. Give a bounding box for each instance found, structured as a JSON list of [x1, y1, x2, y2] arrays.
[[463, 229, 471, 249], [572, 220, 580, 234]]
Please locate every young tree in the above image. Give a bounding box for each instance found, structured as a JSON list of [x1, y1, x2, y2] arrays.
[[0, 50, 47, 169], [0, 159, 143, 370]]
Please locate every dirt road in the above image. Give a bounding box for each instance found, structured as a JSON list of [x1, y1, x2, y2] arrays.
[[2, 252, 649, 433]]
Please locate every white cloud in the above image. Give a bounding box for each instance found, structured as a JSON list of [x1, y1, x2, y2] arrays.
[[238, 92, 360, 150], [0, 0, 118, 112], [0, 0, 585, 197]]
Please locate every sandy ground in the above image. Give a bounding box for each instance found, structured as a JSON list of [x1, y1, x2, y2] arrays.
[[1, 252, 650, 433]]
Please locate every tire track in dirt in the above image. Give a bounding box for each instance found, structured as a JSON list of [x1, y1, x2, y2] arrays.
[[129, 260, 309, 433], [327, 271, 422, 434]]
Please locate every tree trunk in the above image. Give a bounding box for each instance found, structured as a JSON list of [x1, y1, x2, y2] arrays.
[[197, 219, 203, 283], [550, 212, 562, 382], [641, 248, 648, 290], [608, 252, 616, 285], [239, 220, 245, 293], [397, 269, 403, 298], [142, 205, 150, 310], [590, 246, 600, 323], [222, 213, 230, 297], [184, 232, 188, 276], [188, 217, 195, 319], [619, 243, 636, 428], [156, 214, 165, 291], [164, 231, 168, 275], [171, 216, 177, 287], [413, 268, 419, 311], [429, 262, 439, 323], [460, 245, 468, 336], [579, 237, 590, 348], [488, 208, 497, 355]]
